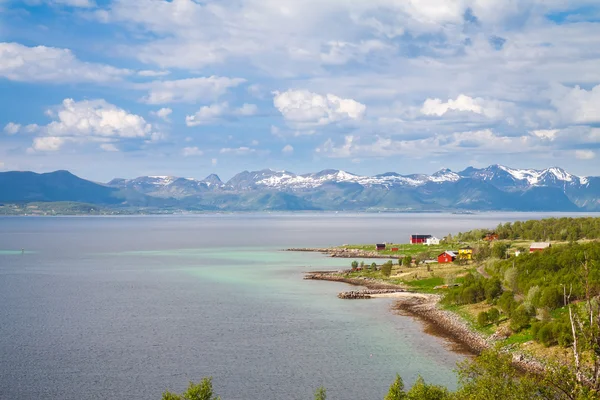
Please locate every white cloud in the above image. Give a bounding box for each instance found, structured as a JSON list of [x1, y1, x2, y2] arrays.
[[186, 102, 229, 127], [320, 40, 392, 65], [219, 147, 256, 155], [575, 150, 595, 160], [32, 136, 67, 152], [235, 103, 258, 116], [100, 143, 119, 152], [530, 129, 558, 140], [43, 99, 155, 138], [152, 107, 172, 121], [282, 144, 294, 154], [273, 89, 366, 126], [182, 146, 204, 157], [421, 94, 504, 119], [186, 102, 258, 126], [138, 70, 170, 77], [4, 122, 20, 135], [140, 76, 245, 104], [316, 129, 535, 158], [211, 158, 218, 165], [21, 99, 160, 152], [0, 42, 130, 83], [551, 84, 600, 124]]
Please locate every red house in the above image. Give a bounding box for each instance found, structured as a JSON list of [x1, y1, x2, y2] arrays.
[[376, 243, 386, 251], [410, 234, 432, 244], [437, 251, 457, 263]]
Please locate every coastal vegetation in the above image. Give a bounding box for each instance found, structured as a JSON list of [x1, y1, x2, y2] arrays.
[[308, 217, 600, 397]]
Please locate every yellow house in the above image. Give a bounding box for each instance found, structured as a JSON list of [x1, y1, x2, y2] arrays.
[[458, 246, 473, 260]]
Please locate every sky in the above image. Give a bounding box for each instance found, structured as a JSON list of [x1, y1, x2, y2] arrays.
[[1, 0, 600, 182]]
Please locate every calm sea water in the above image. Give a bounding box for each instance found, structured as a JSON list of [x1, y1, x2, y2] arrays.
[[0, 212, 593, 400]]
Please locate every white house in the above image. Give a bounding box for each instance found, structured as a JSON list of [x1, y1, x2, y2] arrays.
[[425, 236, 440, 246]]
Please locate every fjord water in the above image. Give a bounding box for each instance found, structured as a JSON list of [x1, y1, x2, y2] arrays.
[[0, 213, 589, 399]]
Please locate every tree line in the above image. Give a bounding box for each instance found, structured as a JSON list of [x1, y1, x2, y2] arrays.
[[453, 217, 600, 242]]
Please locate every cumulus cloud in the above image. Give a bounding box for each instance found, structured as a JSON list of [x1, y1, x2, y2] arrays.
[[421, 94, 504, 119], [4, 122, 20, 135], [530, 129, 558, 140], [575, 150, 595, 160], [186, 102, 258, 126], [550, 84, 600, 124], [0, 42, 130, 83], [182, 146, 204, 157], [273, 89, 366, 127], [31, 136, 67, 152], [140, 76, 245, 104], [19, 98, 160, 152], [151, 107, 172, 121], [282, 144, 294, 154]]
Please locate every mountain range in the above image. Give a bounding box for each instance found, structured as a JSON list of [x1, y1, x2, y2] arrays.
[[1, 165, 599, 212]]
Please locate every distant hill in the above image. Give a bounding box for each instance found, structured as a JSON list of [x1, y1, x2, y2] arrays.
[[1, 165, 598, 212], [0, 170, 170, 207]]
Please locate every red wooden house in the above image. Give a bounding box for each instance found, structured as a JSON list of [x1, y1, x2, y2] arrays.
[[437, 251, 457, 263], [410, 234, 432, 244]]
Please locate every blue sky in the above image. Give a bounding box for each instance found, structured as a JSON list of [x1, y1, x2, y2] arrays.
[[1, 0, 599, 182]]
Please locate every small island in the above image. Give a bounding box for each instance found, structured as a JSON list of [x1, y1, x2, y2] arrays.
[[294, 216, 600, 375]]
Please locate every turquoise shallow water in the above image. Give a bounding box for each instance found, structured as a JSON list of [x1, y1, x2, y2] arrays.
[[1, 212, 593, 399]]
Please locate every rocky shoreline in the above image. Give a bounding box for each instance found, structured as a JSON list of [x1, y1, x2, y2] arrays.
[[288, 247, 401, 258], [306, 271, 546, 374]]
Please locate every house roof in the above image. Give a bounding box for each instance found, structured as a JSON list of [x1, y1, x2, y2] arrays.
[[411, 234, 432, 239], [439, 251, 457, 257], [530, 242, 551, 249]]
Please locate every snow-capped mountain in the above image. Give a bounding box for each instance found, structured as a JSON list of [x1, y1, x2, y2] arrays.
[[101, 165, 598, 211], [108, 174, 225, 198]]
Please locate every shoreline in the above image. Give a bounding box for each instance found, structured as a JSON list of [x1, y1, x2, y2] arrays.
[[305, 271, 545, 374], [289, 247, 401, 258]]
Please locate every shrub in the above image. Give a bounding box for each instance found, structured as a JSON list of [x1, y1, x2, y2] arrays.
[[381, 261, 393, 277], [487, 307, 500, 325], [510, 306, 530, 332], [477, 311, 489, 327]]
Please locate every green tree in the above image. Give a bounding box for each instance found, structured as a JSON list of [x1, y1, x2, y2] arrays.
[[477, 311, 489, 327], [487, 307, 500, 325], [162, 378, 221, 400], [371, 262, 377, 270], [351, 260, 358, 270], [385, 374, 407, 400], [454, 351, 541, 400], [484, 278, 503, 302], [510, 306, 530, 332], [492, 242, 509, 259], [381, 261, 393, 277], [403, 255, 412, 267], [314, 386, 326, 400], [406, 376, 450, 400]]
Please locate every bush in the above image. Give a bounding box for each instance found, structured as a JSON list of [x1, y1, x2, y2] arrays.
[[488, 307, 500, 325], [539, 286, 563, 310], [510, 305, 530, 332], [492, 242, 509, 259], [371, 262, 377, 270], [351, 260, 358, 270], [477, 311, 489, 327], [498, 292, 516, 317], [381, 261, 393, 277], [403, 255, 412, 267], [484, 278, 503, 303]]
